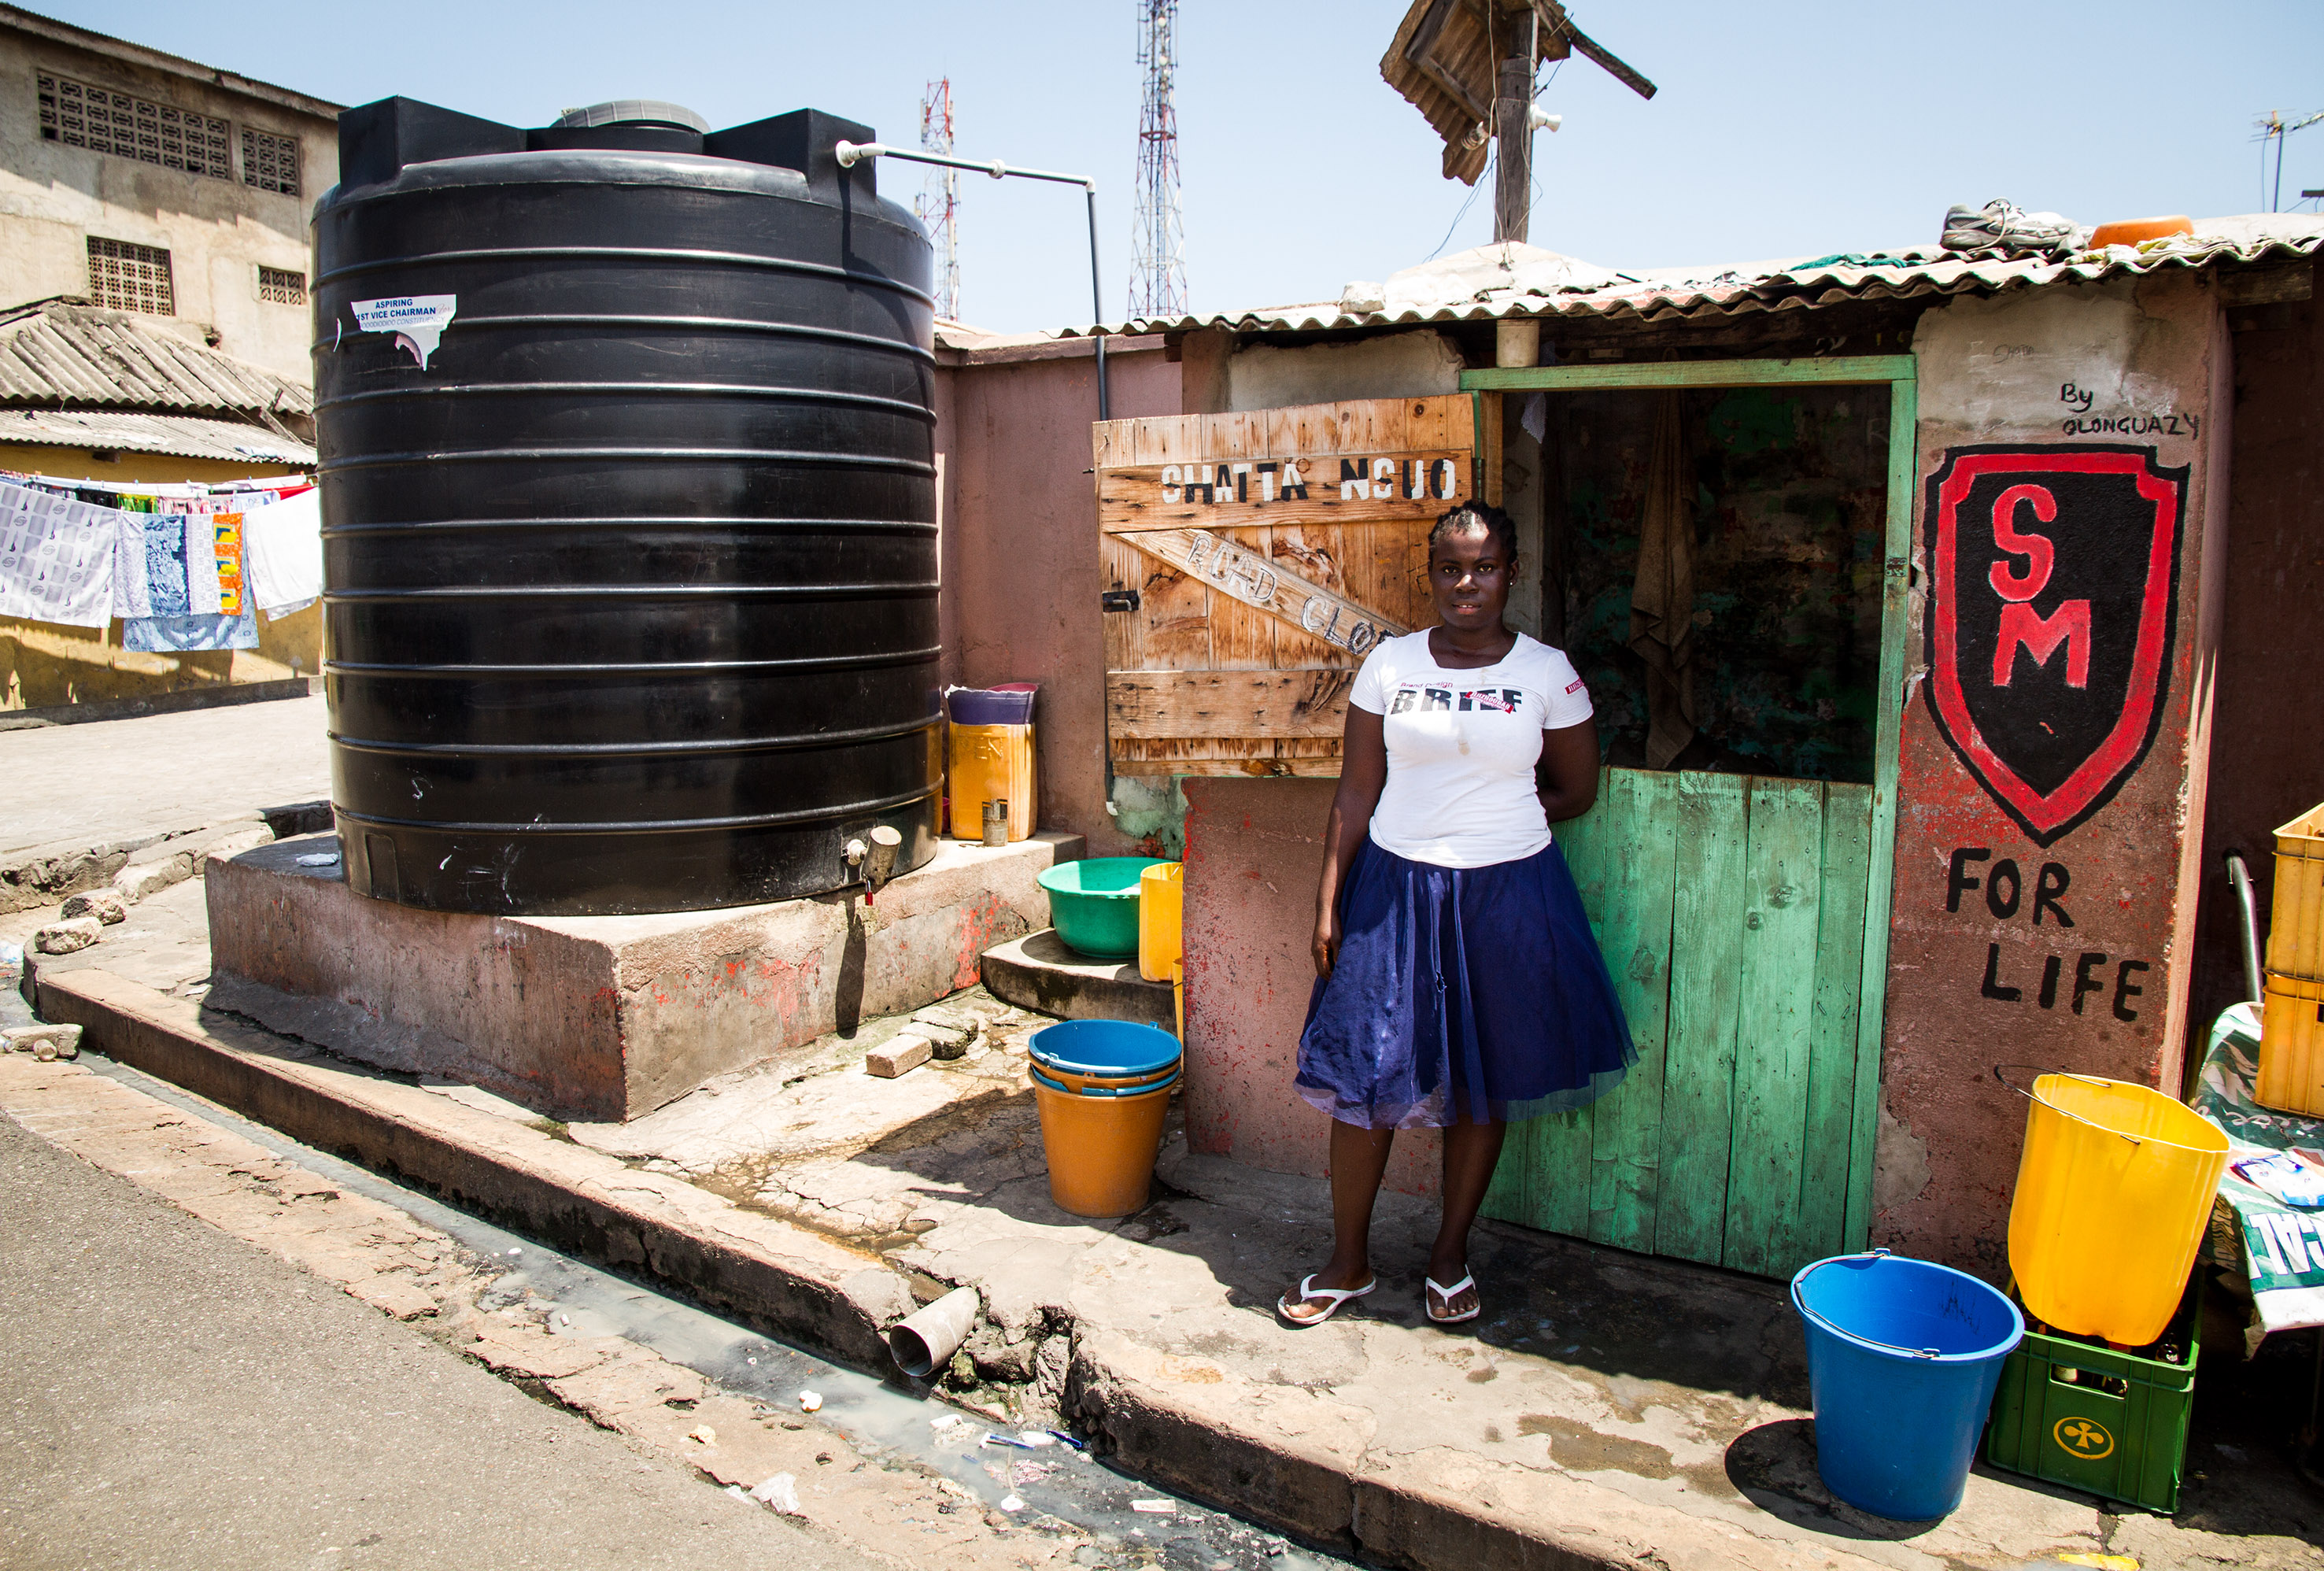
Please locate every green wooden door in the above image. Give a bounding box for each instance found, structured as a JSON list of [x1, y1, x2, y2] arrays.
[[1481, 766, 1880, 1279]]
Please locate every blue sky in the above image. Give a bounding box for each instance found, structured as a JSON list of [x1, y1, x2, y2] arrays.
[[42, 1, 2324, 333]]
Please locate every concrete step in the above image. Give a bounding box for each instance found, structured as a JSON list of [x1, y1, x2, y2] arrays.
[[980, 928, 1175, 1030]]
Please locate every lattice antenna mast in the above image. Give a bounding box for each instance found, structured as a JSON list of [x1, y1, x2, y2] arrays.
[[1130, 0, 1186, 320], [914, 79, 961, 321]]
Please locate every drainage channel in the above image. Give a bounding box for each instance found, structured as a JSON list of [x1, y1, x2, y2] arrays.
[[70, 1047, 1352, 1571]]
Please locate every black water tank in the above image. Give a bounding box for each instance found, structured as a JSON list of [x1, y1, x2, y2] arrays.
[[313, 97, 939, 915]]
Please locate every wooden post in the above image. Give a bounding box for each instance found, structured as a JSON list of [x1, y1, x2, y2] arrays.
[[1492, 6, 1535, 244]]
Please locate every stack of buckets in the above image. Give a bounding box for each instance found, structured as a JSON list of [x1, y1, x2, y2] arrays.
[[1027, 860, 1186, 1218], [1790, 1070, 2229, 1522], [1028, 1018, 1181, 1217]]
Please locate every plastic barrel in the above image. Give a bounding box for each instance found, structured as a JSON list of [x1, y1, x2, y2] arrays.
[[1139, 862, 1184, 982], [1031, 1066, 1178, 1217], [2006, 1073, 2229, 1346], [1791, 1251, 2024, 1521], [315, 98, 940, 915]]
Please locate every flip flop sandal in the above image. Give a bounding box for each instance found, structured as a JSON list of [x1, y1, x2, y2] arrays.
[[1425, 1270, 1480, 1325], [1277, 1274, 1376, 1327]]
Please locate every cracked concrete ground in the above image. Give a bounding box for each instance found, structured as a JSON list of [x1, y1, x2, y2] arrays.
[[21, 881, 2324, 1569], [542, 992, 2324, 1570]]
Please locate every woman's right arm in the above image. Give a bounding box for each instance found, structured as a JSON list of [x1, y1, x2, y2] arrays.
[[1313, 706, 1387, 978]]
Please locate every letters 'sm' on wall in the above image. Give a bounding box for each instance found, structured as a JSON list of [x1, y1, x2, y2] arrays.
[[1881, 276, 2233, 1274]]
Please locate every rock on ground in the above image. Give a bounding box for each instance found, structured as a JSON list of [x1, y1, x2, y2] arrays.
[[58, 889, 126, 924], [32, 916, 101, 955]]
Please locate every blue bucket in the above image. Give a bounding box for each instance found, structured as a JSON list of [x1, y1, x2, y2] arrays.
[[1027, 1019, 1182, 1079], [1790, 1249, 2023, 1521]]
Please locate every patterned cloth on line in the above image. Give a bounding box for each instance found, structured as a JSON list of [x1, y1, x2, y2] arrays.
[[0, 479, 119, 627]]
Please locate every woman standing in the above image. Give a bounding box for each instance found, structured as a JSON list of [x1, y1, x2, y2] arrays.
[[1279, 501, 1633, 1328]]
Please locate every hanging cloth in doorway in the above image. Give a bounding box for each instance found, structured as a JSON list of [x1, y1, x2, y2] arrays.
[[1628, 390, 1698, 769]]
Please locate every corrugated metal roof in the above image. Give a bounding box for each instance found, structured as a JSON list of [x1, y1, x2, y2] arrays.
[[0, 301, 312, 419], [0, 408, 314, 465], [1054, 215, 2324, 341]]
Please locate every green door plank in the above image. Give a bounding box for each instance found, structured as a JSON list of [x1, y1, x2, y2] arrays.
[[1525, 771, 1607, 1236], [1653, 772, 1752, 1265], [1587, 767, 1680, 1252], [1459, 356, 1918, 394], [1720, 778, 1827, 1277], [1479, 769, 1607, 1237], [1786, 782, 1874, 1271], [1845, 378, 1917, 1248]]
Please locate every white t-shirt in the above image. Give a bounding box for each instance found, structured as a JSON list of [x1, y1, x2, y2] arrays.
[[1348, 630, 1594, 869]]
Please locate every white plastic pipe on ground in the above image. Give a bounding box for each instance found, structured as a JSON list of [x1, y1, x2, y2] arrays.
[[888, 1286, 981, 1378]]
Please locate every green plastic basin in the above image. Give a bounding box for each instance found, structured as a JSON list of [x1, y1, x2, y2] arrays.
[[1036, 856, 1163, 960]]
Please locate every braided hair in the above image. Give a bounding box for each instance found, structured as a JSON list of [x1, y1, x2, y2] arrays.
[[1429, 501, 1518, 561]]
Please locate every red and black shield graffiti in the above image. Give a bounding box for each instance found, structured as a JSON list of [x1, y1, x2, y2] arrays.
[[1924, 445, 2188, 847]]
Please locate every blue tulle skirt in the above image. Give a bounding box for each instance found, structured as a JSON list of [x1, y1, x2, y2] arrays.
[[1295, 836, 1635, 1129]]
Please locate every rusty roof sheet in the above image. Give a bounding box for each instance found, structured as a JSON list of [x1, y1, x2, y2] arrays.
[[1051, 215, 2324, 341], [0, 301, 312, 419], [0, 408, 314, 466]]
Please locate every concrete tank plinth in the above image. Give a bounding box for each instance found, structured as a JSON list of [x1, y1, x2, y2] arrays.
[[205, 832, 1082, 1122]]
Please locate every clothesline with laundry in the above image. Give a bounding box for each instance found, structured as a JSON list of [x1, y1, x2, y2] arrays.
[[0, 471, 322, 652]]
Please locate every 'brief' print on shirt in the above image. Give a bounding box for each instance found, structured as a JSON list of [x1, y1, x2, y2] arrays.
[[1387, 686, 1526, 715]]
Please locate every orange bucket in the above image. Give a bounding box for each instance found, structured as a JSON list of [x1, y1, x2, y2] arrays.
[[1031, 1066, 1177, 1218]]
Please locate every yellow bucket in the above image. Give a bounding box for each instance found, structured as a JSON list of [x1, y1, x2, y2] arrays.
[[2005, 1071, 2229, 1347], [1172, 959, 1184, 1041], [1138, 861, 1184, 983], [1032, 1068, 1176, 1218]]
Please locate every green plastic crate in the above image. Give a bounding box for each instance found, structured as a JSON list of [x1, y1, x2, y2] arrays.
[[1982, 1276, 2200, 1514]]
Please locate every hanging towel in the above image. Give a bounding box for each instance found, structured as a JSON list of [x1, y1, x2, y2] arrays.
[[1627, 390, 1699, 770], [210, 513, 247, 618], [185, 511, 227, 615], [242, 488, 322, 615], [135, 514, 191, 616], [0, 479, 116, 627]]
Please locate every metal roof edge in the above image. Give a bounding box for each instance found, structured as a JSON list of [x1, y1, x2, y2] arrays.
[[0, 407, 315, 464], [1053, 228, 2324, 342]]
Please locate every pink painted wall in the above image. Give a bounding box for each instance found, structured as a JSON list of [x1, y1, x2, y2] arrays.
[[1180, 775, 1444, 1199], [935, 342, 1180, 855], [1875, 272, 2230, 1277]]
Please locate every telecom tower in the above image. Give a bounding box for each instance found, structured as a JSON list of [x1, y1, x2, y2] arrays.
[[914, 79, 961, 321], [1130, 0, 1186, 320]]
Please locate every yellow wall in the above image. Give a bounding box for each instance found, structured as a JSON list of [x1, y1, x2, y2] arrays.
[[0, 443, 304, 486], [0, 448, 318, 710]]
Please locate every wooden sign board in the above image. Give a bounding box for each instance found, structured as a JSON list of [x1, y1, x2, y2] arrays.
[[1095, 395, 1475, 777]]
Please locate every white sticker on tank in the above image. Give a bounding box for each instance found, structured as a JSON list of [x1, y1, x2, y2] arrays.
[[349, 294, 459, 369]]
